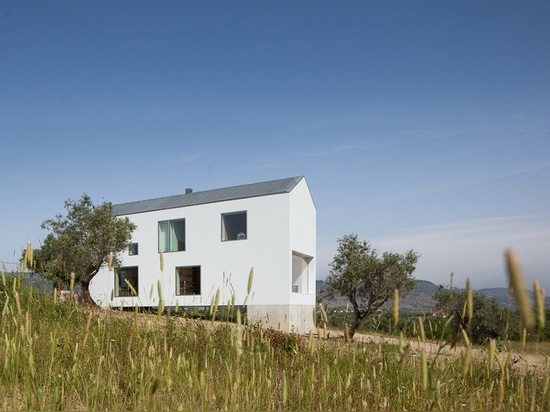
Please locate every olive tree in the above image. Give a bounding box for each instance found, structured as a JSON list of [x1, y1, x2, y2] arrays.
[[325, 234, 419, 339], [38, 194, 136, 304], [433, 286, 516, 344]]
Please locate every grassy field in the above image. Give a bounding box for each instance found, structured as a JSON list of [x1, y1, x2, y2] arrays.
[[1, 272, 549, 411]]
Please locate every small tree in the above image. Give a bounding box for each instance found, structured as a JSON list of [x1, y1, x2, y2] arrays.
[[433, 285, 517, 344], [325, 234, 419, 339], [38, 194, 136, 304], [23, 241, 72, 291]]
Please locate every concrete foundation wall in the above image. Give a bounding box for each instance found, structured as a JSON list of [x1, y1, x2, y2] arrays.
[[247, 304, 316, 335]]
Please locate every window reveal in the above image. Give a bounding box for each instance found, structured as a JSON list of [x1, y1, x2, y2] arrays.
[[176, 266, 201, 295], [159, 219, 186, 252], [221, 211, 247, 241], [115, 266, 139, 297]]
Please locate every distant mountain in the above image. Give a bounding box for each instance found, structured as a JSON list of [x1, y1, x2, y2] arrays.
[[398, 280, 440, 312], [316, 279, 550, 313], [316, 279, 439, 313], [476, 288, 513, 307], [453, 287, 550, 309], [475, 288, 550, 309]]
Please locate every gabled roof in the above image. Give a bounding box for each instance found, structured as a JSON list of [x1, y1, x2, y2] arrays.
[[112, 176, 304, 216]]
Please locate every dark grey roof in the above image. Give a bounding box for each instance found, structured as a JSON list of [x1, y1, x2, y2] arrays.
[[112, 176, 304, 216]]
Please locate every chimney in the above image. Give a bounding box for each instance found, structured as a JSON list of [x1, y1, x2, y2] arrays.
[[185, 188, 193, 194]]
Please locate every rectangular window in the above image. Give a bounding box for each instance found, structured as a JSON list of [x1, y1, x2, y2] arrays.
[[129, 243, 138, 256], [115, 266, 139, 297], [159, 219, 186, 252], [176, 266, 201, 295], [292, 252, 312, 293], [221, 211, 247, 241]]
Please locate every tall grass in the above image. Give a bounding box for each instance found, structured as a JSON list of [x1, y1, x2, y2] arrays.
[[1, 266, 549, 410]]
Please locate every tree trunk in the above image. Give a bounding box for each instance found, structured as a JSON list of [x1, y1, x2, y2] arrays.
[[349, 315, 363, 339], [349, 302, 373, 339], [80, 280, 96, 305], [349, 299, 366, 339]]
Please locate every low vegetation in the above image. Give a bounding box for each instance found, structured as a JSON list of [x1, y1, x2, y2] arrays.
[[1, 265, 549, 411], [323, 295, 550, 344]]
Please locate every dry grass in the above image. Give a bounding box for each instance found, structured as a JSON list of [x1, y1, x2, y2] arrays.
[[2, 249, 549, 411]]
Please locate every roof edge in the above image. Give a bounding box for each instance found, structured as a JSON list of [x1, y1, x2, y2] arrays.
[[112, 176, 305, 216]]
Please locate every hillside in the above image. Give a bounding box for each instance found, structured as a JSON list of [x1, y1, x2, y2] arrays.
[[316, 279, 439, 313], [317, 279, 550, 313]]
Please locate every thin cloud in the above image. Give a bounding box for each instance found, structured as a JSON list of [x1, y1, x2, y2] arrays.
[[301, 142, 369, 158], [413, 160, 550, 197], [371, 215, 550, 290], [324, 159, 550, 215], [238, 160, 289, 170], [171, 154, 200, 165], [298, 123, 466, 159]]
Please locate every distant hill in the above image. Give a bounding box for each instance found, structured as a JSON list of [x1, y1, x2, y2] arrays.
[[398, 280, 440, 312], [316, 279, 439, 313], [476, 288, 513, 307], [316, 279, 550, 313]]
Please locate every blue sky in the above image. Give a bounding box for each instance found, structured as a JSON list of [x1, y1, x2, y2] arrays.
[[1, 1, 549, 292]]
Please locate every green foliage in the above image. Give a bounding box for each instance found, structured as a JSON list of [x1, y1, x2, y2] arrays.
[[36, 194, 136, 303], [171, 305, 247, 323], [323, 305, 550, 345], [433, 285, 521, 344], [542, 309, 550, 341], [325, 234, 419, 338]]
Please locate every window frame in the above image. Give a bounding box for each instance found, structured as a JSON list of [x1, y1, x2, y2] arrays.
[[175, 266, 201, 296], [128, 242, 139, 256], [221, 211, 247, 242], [114, 266, 139, 297], [158, 218, 186, 253], [291, 251, 313, 294]]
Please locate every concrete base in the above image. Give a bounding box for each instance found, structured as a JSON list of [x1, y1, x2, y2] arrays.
[[247, 304, 316, 335]]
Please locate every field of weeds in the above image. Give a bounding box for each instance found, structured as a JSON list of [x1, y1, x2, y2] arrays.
[[1, 271, 549, 411]]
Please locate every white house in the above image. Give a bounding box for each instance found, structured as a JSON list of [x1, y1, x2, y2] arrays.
[[89, 176, 316, 334]]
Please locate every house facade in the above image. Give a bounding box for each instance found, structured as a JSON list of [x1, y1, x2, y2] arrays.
[[89, 176, 316, 334]]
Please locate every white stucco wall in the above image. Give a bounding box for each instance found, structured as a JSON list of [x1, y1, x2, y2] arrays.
[[288, 178, 316, 307], [89, 178, 316, 333]]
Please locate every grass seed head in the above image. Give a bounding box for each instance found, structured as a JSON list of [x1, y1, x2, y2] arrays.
[[489, 339, 496, 371], [157, 280, 164, 317], [418, 316, 425, 342], [125, 279, 138, 296], [466, 278, 473, 323], [421, 350, 428, 391], [505, 249, 535, 330], [210, 288, 220, 320], [393, 289, 399, 328], [319, 302, 328, 325], [14, 291, 22, 315], [533, 279, 545, 330], [247, 267, 254, 295], [24, 241, 33, 271]]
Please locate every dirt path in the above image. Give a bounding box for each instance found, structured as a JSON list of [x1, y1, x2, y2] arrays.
[[326, 327, 550, 373]]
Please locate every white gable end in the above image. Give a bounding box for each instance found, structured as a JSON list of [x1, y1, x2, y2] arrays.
[[89, 176, 316, 334]]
